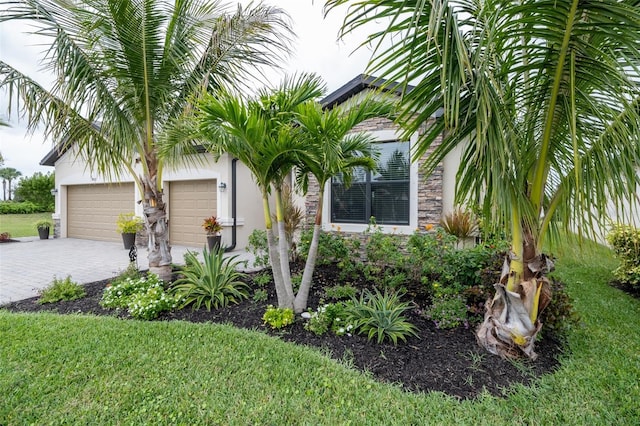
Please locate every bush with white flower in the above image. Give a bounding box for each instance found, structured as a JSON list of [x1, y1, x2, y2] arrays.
[[305, 302, 354, 336], [100, 272, 182, 320]]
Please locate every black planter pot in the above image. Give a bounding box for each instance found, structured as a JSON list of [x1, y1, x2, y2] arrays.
[[38, 227, 50, 240], [121, 232, 136, 250], [207, 235, 222, 252]]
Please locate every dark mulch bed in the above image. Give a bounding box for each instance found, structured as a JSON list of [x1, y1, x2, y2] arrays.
[[610, 280, 640, 299], [2, 264, 564, 400]]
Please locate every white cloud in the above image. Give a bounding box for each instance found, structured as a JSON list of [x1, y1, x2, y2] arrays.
[[0, 0, 374, 177]]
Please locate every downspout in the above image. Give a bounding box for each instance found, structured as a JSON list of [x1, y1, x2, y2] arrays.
[[224, 158, 238, 252]]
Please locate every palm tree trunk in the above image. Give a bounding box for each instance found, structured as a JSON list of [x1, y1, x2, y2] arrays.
[[262, 193, 291, 308], [294, 189, 324, 313], [275, 189, 294, 307], [476, 207, 552, 359]]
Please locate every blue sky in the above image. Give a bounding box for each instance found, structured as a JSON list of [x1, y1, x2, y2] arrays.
[[0, 0, 375, 177]]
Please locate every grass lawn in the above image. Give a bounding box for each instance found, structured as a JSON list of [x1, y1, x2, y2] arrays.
[[1, 238, 639, 424], [0, 213, 54, 237]]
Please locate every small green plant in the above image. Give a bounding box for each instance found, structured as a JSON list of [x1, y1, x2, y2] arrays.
[[324, 284, 359, 300], [262, 305, 294, 329], [34, 219, 53, 230], [171, 248, 249, 311], [346, 289, 418, 345], [116, 212, 144, 234], [607, 224, 640, 288], [127, 284, 183, 320], [247, 229, 270, 269], [291, 272, 302, 292], [252, 272, 272, 287], [305, 302, 354, 336], [101, 273, 163, 309], [252, 289, 268, 303], [427, 294, 468, 329], [38, 276, 86, 304]]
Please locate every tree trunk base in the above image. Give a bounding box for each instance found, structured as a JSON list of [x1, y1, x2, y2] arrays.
[[476, 278, 551, 360], [149, 265, 172, 283]]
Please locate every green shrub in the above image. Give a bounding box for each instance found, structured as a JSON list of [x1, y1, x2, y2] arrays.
[[247, 229, 270, 269], [262, 305, 294, 329], [101, 272, 163, 309], [324, 284, 359, 301], [607, 224, 640, 287], [171, 248, 249, 311], [38, 276, 86, 304], [363, 223, 406, 280], [305, 302, 353, 336], [0, 201, 43, 214], [427, 293, 468, 329], [252, 289, 268, 303], [298, 228, 356, 266], [252, 272, 272, 287], [346, 289, 418, 345], [539, 279, 580, 340], [116, 212, 144, 234], [127, 285, 183, 320]]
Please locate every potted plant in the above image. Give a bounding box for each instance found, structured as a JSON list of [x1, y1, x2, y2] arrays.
[[116, 212, 144, 250], [202, 216, 223, 251], [35, 219, 53, 240]]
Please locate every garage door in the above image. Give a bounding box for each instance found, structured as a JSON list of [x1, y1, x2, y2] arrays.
[[169, 179, 217, 247], [67, 183, 134, 241]]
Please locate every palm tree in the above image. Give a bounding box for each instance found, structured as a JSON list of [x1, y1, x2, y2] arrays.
[[326, 0, 640, 358], [0, 167, 22, 201], [198, 73, 325, 308], [293, 96, 393, 312], [0, 0, 291, 280]]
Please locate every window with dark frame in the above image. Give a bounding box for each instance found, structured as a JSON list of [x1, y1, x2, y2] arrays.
[[330, 141, 410, 225]]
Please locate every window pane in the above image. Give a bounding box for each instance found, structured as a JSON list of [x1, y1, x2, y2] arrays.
[[331, 182, 367, 223], [373, 142, 410, 181], [371, 181, 410, 224]]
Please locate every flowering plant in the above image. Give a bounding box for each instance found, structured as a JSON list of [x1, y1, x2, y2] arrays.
[[202, 216, 223, 235]]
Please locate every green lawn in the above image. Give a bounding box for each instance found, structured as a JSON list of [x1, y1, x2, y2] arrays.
[[1, 238, 639, 425], [0, 213, 54, 237]]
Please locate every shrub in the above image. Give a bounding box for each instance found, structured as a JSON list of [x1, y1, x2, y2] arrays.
[[324, 284, 359, 301], [127, 285, 183, 320], [247, 229, 270, 269], [262, 305, 294, 329], [346, 289, 418, 345], [440, 207, 478, 239], [34, 219, 53, 230], [38, 276, 86, 304], [539, 278, 580, 340], [607, 224, 640, 288], [305, 302, 353, 336], [116, 212, 144, 234], [0, 201, 42, 214], [170, 248, 249, 311], [363, 223, 406, 280], [0, 232, 11, 241], [252, 272, 272, 287], [101, 273, 162, 309], [427, 293, 468, 329], [252, 289, 268, 303]]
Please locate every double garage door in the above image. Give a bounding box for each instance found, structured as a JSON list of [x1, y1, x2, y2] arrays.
[[66, 180, 217, 247]]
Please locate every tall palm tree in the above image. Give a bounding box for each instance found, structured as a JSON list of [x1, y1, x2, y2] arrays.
[[293, 96, 393, 312], [0, 0, 291, 280], [326, 0, 640, 358], [198, 73, 325, 308], [0, 167, 22, 201]]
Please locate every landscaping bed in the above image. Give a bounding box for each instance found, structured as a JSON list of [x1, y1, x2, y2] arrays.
[[3, 263, 563, 400]]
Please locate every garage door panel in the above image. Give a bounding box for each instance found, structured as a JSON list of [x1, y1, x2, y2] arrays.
[[169, 179, 217, 247], [67, 183, 134, 242]]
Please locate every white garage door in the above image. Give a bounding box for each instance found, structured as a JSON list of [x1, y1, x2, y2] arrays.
[[67, 183, 134, 242], [169, 179, 217, 247]]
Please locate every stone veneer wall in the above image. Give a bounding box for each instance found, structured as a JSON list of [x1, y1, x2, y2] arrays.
[[304, 116, 444, 231]]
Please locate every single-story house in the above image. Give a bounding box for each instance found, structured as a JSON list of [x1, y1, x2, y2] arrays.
[[41, 75, 462, 250]]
